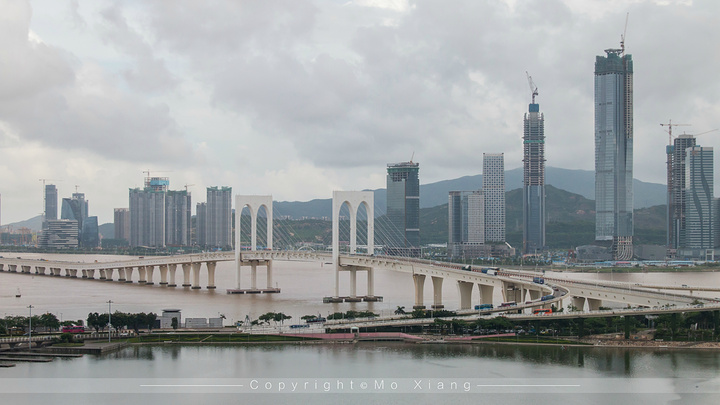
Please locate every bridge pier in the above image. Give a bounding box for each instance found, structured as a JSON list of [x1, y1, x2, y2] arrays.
[[22, 265, 31, 274], [105, 268, 114, 281], [587, 298, 602, 311], [145, 265, 155, 285], [87, 269, 95, 279], [413, 274, 426, 309], [191, 262, 202, 289], [431, 276, 444, 309], [250, 261, 258, 290], [168, 264, 177, 287], [572, 297, 586, 311], [9, 264, 17, 272], [119, 267, 128, 282], [266, 261, 273, 289], [36, 266, 46, 275], [138, 266, 147, 284], [478, 284, 494, 305], [367, 267, 375, 298], [159, 264, 168, 285], [457, 281, 474, 310], [207, 262, 217, 289], [182, 263, 191, 287], [125, 267, 135, 283], [529, 289, 542, 301]]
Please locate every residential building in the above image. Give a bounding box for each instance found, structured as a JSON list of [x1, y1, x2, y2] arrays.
[[196, 202, 207, 246], [594, 46, 633, 259], [129, 187, 166, 248], [114, 208, 130, 241], [206, 186, 232, 248], [523, 100, 545, 254], [386, 161, 420, 256], [483, 153, 505, 243], [166, 190, 191, 246]]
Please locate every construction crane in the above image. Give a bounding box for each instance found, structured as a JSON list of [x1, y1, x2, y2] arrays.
[[620, 12, 629, 55], [660, 120, 691, 145], [38, 178, 61, 187], [526, 71, 538, 104], [142, 169, 172, 178], [183, 184, 195, 192]]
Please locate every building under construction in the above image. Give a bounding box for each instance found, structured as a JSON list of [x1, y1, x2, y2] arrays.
[[522, 73, 545, 254]]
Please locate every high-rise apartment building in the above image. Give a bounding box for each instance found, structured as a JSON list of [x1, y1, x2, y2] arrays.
[[684, 146, 714, 249], [594, 46, 633, 260], [667, 134, 696, 249], [166, 190, 191, 246], [206, 186, 232, 248], [448, 190, 484, 258], [114, 208, 130, 242], [523, 99, 546, 254], [44, 184, 58, 223], [483, 153, 505, 243], [196, 202, 207, 246], [386, 161, 420, 256], [129, 186, 166, 247]]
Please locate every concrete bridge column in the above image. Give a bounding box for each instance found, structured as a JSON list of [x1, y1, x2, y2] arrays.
[[9, 264, 17, 272], [478, 284, 494, 305], [51, 267, 60, 276], [207, 262, 217, 289], [145, 266, 155, 285], [457, 281, 474, 310], [99, 269, 107, 280], [81, 269, 87, 278], [191, 262, 202, 289], [571, 297, 586, 311], [159, 265, 168, 285], [587, 298, 602, 311], [21, 265, 31, 273], [529, 289, 541, 301], [0, 263, 4, 271], [431, 276, 444, 309], [67, 269, 76, 277], [119, 267, 128, 282], [105, 268, 114, 281], [87, 269, 95, 279], [349, 269, 357, 298], [266, 261, 273, 289], [367, 267, 375, 298], [168, 264, 177, 287], [413, 274, 426, 309], [138, 266, 147, 284], [36, 266, 46, 275], [181, 264, 191, 287], [250, 261, 258, 290]]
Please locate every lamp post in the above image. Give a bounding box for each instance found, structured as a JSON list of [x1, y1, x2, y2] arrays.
[[28, 305, 34, 350], [107, 300, 113, 343]]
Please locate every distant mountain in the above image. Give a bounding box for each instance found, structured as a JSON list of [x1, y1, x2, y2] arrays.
[[278, 166, 665, 219], [99, 223, 114, 240], [2, 215, 43, 232]]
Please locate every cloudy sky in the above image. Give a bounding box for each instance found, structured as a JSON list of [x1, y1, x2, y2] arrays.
[[1, 0, 718, 225]]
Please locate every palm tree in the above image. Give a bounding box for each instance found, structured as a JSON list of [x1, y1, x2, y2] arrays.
[[394, 306, 406, 315]]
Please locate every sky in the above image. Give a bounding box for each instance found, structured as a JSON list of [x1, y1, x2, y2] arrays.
[[0, 0, 719, 225]]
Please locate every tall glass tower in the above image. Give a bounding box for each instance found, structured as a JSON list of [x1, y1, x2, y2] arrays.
[[667, 134, 697, 249], [386, 161, 420, 256], [44, 184, 58, 222], [594, 47, 633, 260], [483, 153, 505, 243], [523, 101, 545, 254], [684, 146, 714, 249]]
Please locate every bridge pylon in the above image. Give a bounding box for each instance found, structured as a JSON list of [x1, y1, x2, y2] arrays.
[[230, 195, 279, 294], [326, 191, 378, 303]]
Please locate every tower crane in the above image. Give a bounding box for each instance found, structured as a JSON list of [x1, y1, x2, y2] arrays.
[[660, 119, 691, 145], [184, 184, 195, 192], [526, 71, 538, 104], [620, 12, 629, 55]]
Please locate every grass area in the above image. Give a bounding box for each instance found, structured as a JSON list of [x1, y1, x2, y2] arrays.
[[478, 336, 590, 345], [128, 333, 320, 343]]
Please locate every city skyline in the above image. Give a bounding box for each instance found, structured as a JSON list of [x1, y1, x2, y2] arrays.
[[1, 1, 720, 225]]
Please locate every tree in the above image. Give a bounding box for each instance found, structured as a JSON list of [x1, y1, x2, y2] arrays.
[[171, 317, 179, 330], [273, 313, 292, 325], [39, 313, 60, 331], [258, 312, 276, 325], [395, 306, 406, 315]]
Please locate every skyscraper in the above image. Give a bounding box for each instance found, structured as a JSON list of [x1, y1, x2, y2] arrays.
[[206, 186, 232, 248], [448, 190, 484, 258], [483, 153, 505, 243], [44, 184, 58, 222], [523, 97, 546, 254], [129, 186, 166, 248], [594, 46, 633, 260], [114, 208, 130, 242], [196, 202, 207, 246], [166, 190, 191, 246], [386, 161, 420, 256], [684, 146, 714, 250], [667, 134, 696, 249]]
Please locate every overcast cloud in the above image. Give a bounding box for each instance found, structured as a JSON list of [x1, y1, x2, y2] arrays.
[[0, 0, 718, 224]]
